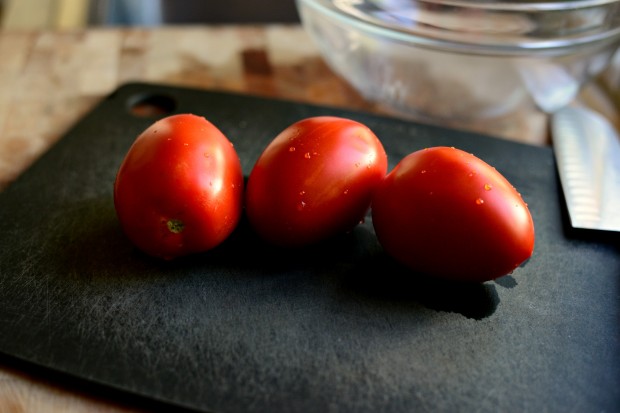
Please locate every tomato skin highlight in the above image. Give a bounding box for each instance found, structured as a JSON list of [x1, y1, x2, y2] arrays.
[[114, 114, 244, 260], [245, 116, 388, 247], [371, 146, 535, 282]]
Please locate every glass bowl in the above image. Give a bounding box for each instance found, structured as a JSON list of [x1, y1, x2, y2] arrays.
[[295, 0, 620, 124]]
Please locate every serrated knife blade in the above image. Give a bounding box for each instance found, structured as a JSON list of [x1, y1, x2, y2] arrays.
[[552, 105, 620, 232]]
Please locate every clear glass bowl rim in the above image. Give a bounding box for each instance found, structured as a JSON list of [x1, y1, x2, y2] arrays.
[[297, 0, 620, 56], [400, 0, 620, 12]]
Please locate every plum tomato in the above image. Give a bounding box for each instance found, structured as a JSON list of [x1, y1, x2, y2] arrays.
[[371, 146, 535, 282], [114, 113, 244, 260], [245, 116, 388, 247]]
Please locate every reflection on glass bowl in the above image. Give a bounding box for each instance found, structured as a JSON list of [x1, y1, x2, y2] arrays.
[[296, 0, 620, 123]]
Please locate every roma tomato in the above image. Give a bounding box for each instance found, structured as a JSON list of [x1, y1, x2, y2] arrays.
[[371, 146, 535, 282], [114, 114, 244, 260], [245, 116, 388, 247]]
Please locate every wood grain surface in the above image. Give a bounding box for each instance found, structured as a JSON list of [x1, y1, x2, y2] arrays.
[[0, 25, 556, 192]]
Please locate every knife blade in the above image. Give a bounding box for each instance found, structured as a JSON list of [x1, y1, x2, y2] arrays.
[[551, 104, 620, 232]]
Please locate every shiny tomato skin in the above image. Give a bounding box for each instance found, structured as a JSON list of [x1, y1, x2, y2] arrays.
[[371, 146, 535, 282], [114, 114, 244, 260], [245, 116, 388, 247]]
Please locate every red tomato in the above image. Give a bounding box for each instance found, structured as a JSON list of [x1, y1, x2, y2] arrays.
[[114, 114, 244, 260], [245, 116, 388, 247], [371, 146, 535, 282]]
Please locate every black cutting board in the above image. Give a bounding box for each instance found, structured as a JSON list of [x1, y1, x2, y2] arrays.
[[0, 82, 618, 413]]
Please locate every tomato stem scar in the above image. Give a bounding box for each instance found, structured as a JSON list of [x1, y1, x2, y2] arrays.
[[167, 219, 185, 233]]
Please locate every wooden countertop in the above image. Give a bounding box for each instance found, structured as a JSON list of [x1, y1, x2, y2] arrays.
[[0, 25, 563, 192], [0, 25, 616, 413]]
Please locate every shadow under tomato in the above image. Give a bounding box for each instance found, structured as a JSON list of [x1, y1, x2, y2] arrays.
[[199, 215, 371, 274], [49, 199, 500, 320], [216, 220, 500, 320], [337, 250, 500, 320]]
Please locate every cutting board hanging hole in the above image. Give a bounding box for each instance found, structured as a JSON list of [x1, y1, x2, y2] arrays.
[[126, 93, 177, 118]]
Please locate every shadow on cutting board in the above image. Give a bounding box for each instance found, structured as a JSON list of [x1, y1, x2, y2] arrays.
[[51, 196, 501, 321]]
